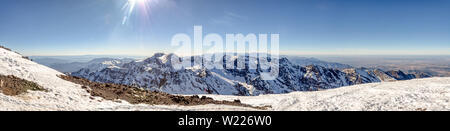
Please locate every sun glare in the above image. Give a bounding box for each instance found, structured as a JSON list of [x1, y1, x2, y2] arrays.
[[122, 0, 156, 25], [132, 0, 148, 4]]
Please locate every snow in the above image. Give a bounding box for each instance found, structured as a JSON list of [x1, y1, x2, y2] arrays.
[[1, 47, 449, 111], [204, 77, 450, 111]]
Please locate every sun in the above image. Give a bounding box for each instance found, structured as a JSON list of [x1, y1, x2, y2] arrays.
[[130, 0, 148, 4], [122, 0, 153, 25]]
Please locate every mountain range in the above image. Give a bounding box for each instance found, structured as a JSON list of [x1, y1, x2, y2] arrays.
[[283, 56, 353, 69], [1, 46, 448, 111], [70, 53, 430, 96]]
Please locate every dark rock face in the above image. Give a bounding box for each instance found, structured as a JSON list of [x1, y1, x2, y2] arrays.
[[386, 70, 416, 80], [410, 72, 432, 78]]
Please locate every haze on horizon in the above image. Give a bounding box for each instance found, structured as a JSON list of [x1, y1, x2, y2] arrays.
[[0, 0, 449, 56]]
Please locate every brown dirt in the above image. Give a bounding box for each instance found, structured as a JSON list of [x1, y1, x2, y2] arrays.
[[0, 75, 47, 96], [59, 75, 270, 110], [0, 45, 12, 51], [416, 108, 427, 111]]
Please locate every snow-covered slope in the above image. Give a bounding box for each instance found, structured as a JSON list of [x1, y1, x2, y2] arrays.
[[204, 77, 450, 111]]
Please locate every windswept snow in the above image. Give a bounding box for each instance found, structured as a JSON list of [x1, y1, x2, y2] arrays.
[[204, 77, 450, 111]]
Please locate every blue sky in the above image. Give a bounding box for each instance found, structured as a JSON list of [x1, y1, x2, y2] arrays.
[[0, 0, 449, 56]]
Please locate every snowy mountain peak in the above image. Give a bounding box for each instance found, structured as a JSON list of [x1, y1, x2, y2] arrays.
[[136, 53, 180, 68]]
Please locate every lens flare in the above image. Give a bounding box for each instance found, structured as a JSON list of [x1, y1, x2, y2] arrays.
[[121, 0, 156, 25]]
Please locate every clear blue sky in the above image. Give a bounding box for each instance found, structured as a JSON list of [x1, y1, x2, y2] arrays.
[[0, 0, 449, 56]]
